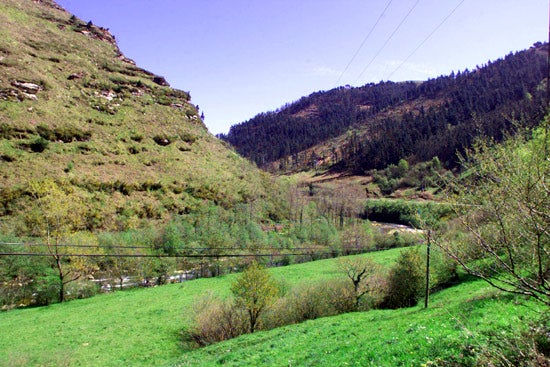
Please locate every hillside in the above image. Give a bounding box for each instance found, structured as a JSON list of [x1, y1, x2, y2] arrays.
[[0, 0, 281, 233], [0, 249, 543, 366], [220, 43, 547, 173]]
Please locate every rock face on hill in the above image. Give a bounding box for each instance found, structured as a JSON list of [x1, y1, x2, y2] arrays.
[[0, 0, 278, 233]]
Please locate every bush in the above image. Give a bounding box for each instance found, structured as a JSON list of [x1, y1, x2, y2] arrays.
[[32, 271, 59, 306], [65, 280, 99, 300], [279, 282, 335, 323], [459, 319, 550, 367], [36, 124, 91, 143], [374, 231, 420, 250], [183, 294, 246, 348], [371, 157, 449, 195], [29, 137, 49, 152], [383, 248, 424, 308], [364, 199, 453, 227], [325, 278, 357, 314], [180, 132, 197, 144], [0, 123, 14, 139]]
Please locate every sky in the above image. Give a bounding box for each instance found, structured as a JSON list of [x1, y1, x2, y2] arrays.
[[56, 0, 548, 135]]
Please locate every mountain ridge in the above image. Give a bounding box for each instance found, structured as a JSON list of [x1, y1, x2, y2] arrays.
[[221, 43, 547, 173]]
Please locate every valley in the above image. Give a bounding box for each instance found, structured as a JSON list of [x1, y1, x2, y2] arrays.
[[0, 1, 548, 366]]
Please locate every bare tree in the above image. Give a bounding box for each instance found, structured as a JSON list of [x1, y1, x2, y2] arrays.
[[337, 256, 379, 310], [438, 130, 549, 306]]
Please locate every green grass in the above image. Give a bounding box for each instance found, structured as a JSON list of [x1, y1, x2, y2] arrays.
[[0, 248, 543, 366], [0, 250, 400, 366], [174, 280, 543, 367]]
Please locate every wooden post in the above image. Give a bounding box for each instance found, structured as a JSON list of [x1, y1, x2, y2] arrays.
[[424, 230, 431, 308]]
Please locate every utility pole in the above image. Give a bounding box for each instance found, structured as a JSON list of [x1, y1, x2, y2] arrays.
[[547, 0, 550, 110], [424, 229, 431, 309]]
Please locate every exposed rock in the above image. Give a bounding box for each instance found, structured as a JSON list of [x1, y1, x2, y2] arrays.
[[117, 54, 136, 65], [33, 0, 65, 11], [11, 80, 42, 94], [68, 72, 84, 80], [94, 90, 117, 101], [21, 92, 38, 101]]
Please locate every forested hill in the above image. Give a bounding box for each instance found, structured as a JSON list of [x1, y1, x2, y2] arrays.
[[220, 43, 548, 173]]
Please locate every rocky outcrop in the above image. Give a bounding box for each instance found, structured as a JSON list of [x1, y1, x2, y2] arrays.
[[0, 80, 43, 101]]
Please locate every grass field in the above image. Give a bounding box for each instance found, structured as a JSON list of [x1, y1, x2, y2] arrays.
[[0, 248, 543, 366], [174, 279, 543, 367]]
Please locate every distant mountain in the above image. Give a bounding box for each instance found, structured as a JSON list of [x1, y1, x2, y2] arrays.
[[220, 43, 547, 173], [0, 0, 281, 233]]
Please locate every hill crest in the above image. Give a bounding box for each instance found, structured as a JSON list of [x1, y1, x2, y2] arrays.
[[0, 0, 280, 233], [221, 44, 547, 174]]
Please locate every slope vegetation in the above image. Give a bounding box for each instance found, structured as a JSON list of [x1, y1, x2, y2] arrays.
[[0, 0, 280, 233]]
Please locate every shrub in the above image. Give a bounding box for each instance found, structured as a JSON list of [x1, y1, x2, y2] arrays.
[[383, 248, 424, 309], [463, 320, 550, 367], [130, 132, 144, 142], [373, 231, 420, 250], [231, 262, 280, 333], [337, 256, 380, 310], [325, 278, 357, 314], [0, 123, 14, 139], [153, 134, 172, 146], [183, 294, 246, 348], [364, 199, 453, 227], [340, 223, 374, 255], [281, 282, 335, 322], [180, 132, 197, 144], [36, 124, 91, 143], [32, 271, 59, 306], [29, 137, 49, 152], [54, 125, 91, 143], [65, 280, 99, 300]]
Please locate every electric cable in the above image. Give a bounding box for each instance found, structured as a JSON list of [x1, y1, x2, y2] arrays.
[[355, 0, 421, 83], [0, 242, 331, 252], [0, 248, 369, 258], [385, 0, 466, 81], [335, 0, 394, 86]]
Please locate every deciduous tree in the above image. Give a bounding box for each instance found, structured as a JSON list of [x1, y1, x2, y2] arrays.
[[440, 127, 549, 305], [231, 261, 279, 333], [26, 180, 98, 302]]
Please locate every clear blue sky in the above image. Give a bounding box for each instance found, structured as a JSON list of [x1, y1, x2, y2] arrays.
[[56, 0, 548, 134]]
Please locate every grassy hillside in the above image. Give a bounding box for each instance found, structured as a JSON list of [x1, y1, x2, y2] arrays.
[[174, 281, 541, 367], [0, 0, 280, 233], [0, 248, 543, 366]]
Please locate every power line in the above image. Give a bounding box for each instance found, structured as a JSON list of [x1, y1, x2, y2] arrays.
[[355, 0, 421, 83], [0, 242, 330, 252], [386, 0, 466, 81], [335, 0, 394, 86], [0, 249, 366, 258]]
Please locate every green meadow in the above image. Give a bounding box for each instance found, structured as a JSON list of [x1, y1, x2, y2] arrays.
[[0, 248, 542, 366]]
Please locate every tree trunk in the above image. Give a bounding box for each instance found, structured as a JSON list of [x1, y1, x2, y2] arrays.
[[56, 256, 65, 303]]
